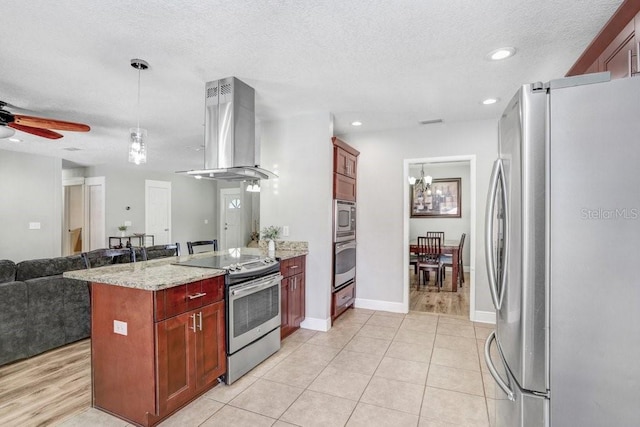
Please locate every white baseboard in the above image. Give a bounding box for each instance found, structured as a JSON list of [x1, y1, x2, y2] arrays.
[[472, 310, 496, 324], [300, 317, 331, 332], [354, 298, 407, 314]]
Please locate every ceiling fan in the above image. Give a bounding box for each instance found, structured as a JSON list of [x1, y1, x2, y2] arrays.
[[0, 101, 90, 140]]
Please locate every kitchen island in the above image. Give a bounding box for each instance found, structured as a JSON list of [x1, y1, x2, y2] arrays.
[[64, 247, 308, 427]]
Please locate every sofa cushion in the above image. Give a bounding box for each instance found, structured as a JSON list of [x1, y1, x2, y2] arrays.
[[63, 278, 90, 342], [0, 260, 16, 284], [15, 254, 88, 281], [0, 281, 29, 365], [25, 276, 66, 356]]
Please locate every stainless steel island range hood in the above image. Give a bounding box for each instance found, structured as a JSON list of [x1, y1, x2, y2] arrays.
[[184, 77, 277, 181]]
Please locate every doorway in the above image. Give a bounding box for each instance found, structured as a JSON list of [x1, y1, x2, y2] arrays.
[[219, 188, 243, 249], [403, 155, 477, 320], [62, 178, 84, 256]]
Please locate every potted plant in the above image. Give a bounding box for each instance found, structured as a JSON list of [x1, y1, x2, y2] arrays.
[[118, 225, 128, 237], [261, 225, 281, 252]]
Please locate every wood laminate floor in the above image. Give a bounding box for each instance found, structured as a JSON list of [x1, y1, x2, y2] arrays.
[[409, 267, 470, 317], [0, 339, 91, 426]]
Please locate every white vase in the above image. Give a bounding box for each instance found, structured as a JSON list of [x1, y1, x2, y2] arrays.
[[268, 239, 275, 253], [120, 231, 126, 237]]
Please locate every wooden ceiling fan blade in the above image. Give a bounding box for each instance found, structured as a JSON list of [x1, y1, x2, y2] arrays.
[[13, 114, 90, 132], [8, 123, 63, 139]]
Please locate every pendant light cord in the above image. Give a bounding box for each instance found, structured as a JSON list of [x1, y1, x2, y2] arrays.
[[136, 66, 141, 130]]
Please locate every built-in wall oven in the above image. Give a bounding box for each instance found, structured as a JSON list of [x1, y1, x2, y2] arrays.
[[334, 240, 356, 291], [334, 200, 356, 242], [174, 253, 281, 384]]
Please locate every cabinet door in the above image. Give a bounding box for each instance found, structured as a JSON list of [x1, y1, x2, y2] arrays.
[[335, 147, 357, 178], [599, 19, 637, 79], [334, 173, 356, 201], [156, 311, 196, 414], [292, 273, 305, 328], [195, 301, 226, 390], [280, 277, 292, 338]]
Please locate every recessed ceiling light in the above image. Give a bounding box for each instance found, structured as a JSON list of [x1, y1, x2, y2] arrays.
[[482, 98, 499, 105], [8, 137, 22, 143], [351, 121, 362, 126], [486, 47, 516, 61]]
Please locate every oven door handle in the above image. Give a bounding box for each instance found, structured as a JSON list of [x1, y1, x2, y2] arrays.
[[231, 275, 283, 297]]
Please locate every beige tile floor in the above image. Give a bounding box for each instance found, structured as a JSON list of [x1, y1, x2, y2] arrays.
[[58, 309, 496, 427]]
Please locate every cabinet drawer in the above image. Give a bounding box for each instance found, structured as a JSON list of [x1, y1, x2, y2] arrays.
[[280, 255, 306, 278], [155, 276, 224, 321], [333, 282, 355, 315]]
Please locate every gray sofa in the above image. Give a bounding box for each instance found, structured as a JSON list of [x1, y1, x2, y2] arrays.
[[0, 254, 90, 366]]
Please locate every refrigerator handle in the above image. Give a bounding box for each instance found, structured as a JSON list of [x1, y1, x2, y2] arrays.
[[484, 331, 515, 401], [485, 159, 509, 310]]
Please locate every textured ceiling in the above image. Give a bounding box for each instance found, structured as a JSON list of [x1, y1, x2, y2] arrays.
[[0, 0, 623, 173]]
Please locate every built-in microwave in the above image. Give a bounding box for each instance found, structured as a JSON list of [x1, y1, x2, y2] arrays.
[[334, 200, 356, 242]]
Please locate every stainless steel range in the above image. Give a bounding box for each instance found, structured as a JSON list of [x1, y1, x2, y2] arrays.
[[175, 253, 282, 384]]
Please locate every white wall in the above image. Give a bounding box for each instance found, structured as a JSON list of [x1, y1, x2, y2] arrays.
[[0, 150, 62, 262], [341, 119, 497, 315], [85, 165, 218, 249], [260, 113, 334, 329]]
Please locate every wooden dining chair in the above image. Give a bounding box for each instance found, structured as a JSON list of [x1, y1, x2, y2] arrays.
[[186, 239, 218, 254], [416, 236, 444, 291], [140, 243, 181, 261], [426, 231, 445, 242], [85, 247, 136, 268], [442, 233, 465, 287]]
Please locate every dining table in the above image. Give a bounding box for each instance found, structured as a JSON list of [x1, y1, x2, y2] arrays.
[[410, 239, 461, 292]]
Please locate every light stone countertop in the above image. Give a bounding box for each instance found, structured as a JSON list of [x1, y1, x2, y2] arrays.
[[63, 247, 308, 291]]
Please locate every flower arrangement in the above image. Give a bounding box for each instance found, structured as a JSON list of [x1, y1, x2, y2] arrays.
[[261, 225, 281, 241], [117, 225, 128, 232]]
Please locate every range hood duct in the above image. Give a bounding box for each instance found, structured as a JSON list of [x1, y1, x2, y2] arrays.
[[184, 77, 277, 181]]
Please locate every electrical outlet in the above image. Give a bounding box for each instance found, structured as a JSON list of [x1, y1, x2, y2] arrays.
[[29, 222, 41, 230], [204, 219, 208, 224], [282, 226, 290, 237], [124, 221, 132, 226], [113, 320, 128, 336]]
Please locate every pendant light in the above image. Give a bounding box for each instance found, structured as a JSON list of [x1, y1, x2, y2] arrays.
[[128, 59, 149, 165]]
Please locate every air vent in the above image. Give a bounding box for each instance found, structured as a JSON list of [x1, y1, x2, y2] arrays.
[[206, 86, 218, 98], [220, 83, 232, 95], [63, 147, 81, 151], [419, 119, 444, 125]]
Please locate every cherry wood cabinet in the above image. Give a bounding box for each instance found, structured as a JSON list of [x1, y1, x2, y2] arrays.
[[567, 1, 640, 78], [156, 300, 225, 416], [280, 255, 306, 339], [332, 137, 360, 201], [91, 276, 225, 426], [334, 173, 357, 201]]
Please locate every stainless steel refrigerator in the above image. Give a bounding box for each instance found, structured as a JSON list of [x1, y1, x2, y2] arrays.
[[484, 73, 640, 427]]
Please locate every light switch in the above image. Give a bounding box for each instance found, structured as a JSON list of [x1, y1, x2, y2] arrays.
[[29, 222, 41, 230], [282, 226, 290, 237], [113, 320, 128, 336], [124, 221, 132, 226], [204, 219, 208, 224]]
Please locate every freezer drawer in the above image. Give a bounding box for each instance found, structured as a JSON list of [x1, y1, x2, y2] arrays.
[[485, 331, 548, 427]]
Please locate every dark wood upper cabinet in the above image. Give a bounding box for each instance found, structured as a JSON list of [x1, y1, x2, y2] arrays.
[[566, 0, 640, 78], [332, 137, 360, 201]]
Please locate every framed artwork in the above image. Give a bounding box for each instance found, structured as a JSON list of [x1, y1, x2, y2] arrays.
[[410, 178, 461, 218]]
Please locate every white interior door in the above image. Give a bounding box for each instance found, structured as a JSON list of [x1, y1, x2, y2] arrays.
[[220, 188, 242, 249], [145, 180, 172, 246], [84, 176, 105, 251]]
